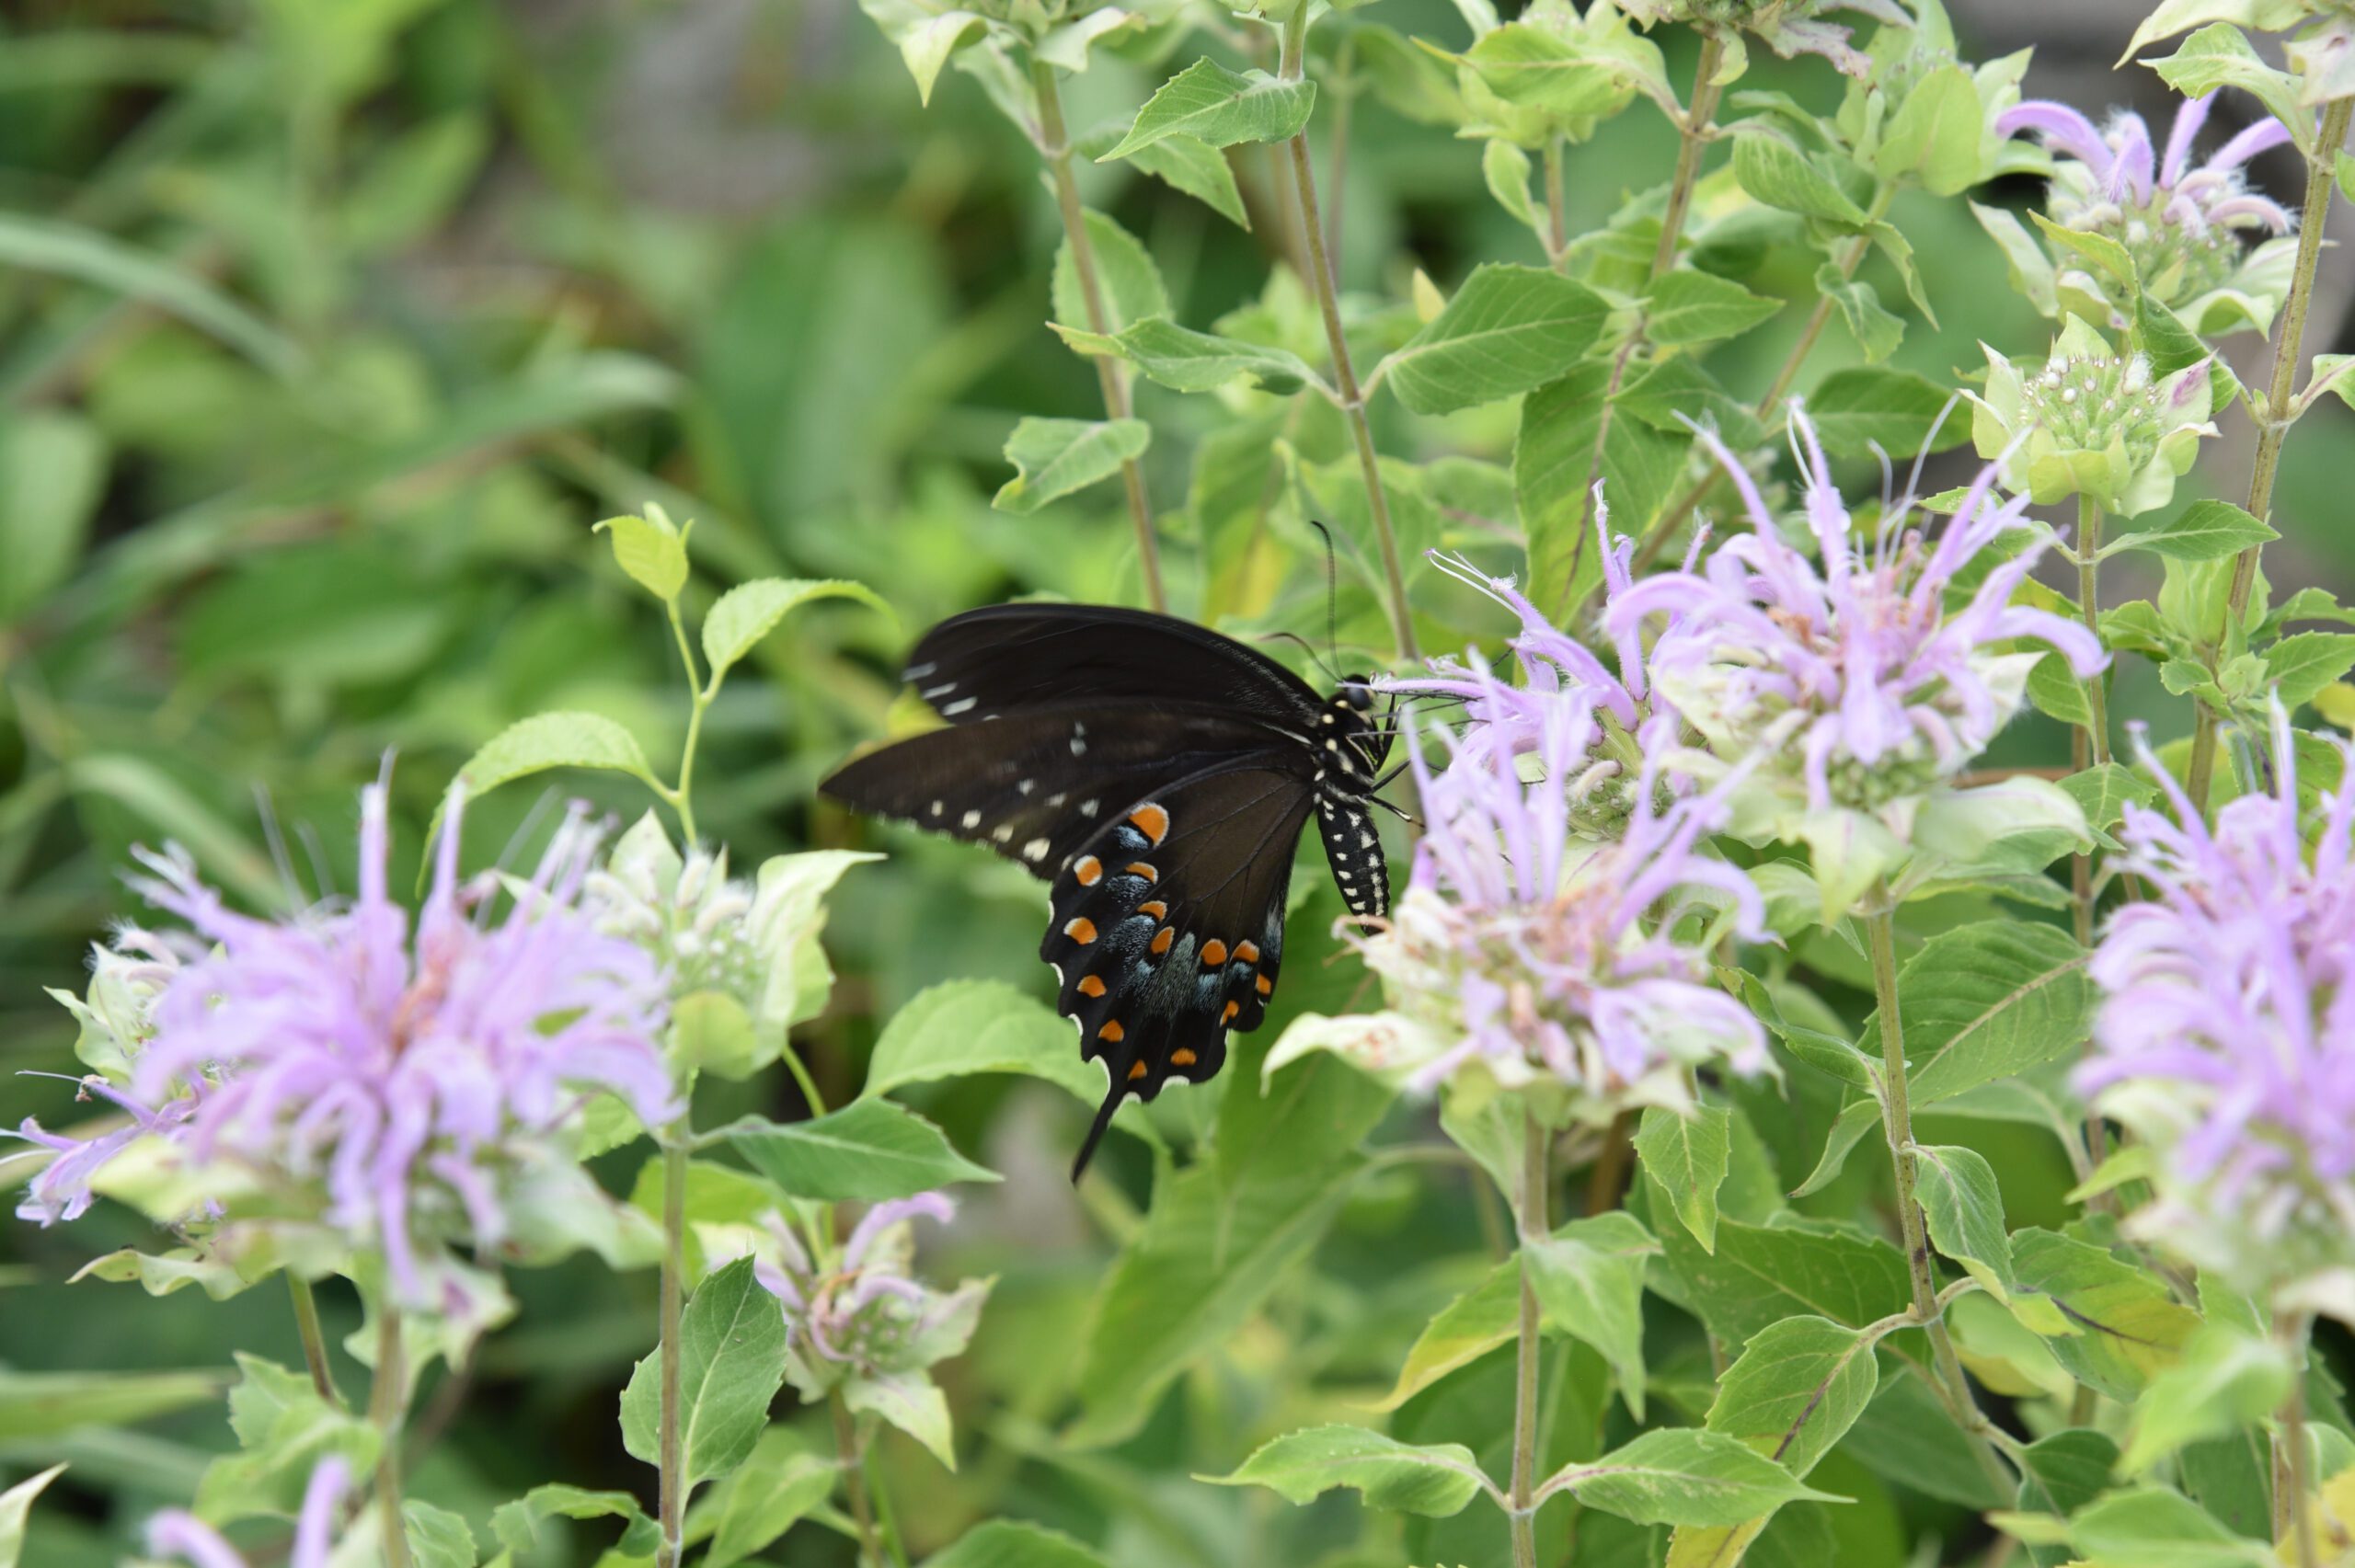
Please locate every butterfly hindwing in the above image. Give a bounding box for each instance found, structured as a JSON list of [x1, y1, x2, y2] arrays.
[[1043, 760, 1315, 1172]]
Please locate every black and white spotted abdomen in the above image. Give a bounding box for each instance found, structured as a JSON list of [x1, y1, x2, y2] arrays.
[[1315, 796, 1389, 920]]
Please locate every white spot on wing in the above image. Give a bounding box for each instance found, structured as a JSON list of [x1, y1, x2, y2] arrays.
[[1024, 837, 1051, 861], [961, 809, 982, 830], [993, 823, 1014, 843], [942, 696, 979, 716], [1080, 798, 1098, 817]]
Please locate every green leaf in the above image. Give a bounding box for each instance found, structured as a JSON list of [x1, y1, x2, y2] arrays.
[[196, 1356, 379, 1525], [1872, 63, 1985, 194], [2121, 1, 2310, 62], [1910, 1144, 2014, 1303], [1101, 59, 1315, 160], [2108, 498, 2278, 562], [493, 1483, 663, 1561], [892, 11, 988, 106], [1374, 1259, 1522, 1410], [2009, 1228, 2201, 1400], [619, 1257, 788, 1495], [2068, 1486, 2277, 1567], [593, 513, 687, 601], [1552, 1428, 1837, 1528], [1705, 1316, 1879, 1478], [1814, 269, 1902, 362], [702, 577, 890, 680], [0, 411, 105, 620], [690, 1429, 836, 1568], [1483, 139, 1540, 232], [1847, 1369, 2008, 1509], [2027, 650, 2095, 728], [1633, 1104, 1730, 1253], [2120, 1322, 2293, 1472], [1206, 1425, 1487, 1517], [1644, 270, 1780, 347], [1525, 1213, 1658, 1419], [2016, 1428, 2118, 1567], [1519, 363, 1690, 614], [455, 712, 659, 801], [1887, 921, 2095, 1106], [405, 1501, 480, 1568], [1117, 134, 1249, 228], [1070, 1041, 1393, 1444], [1066, 316, 1321, 396], [719, 1101, 999, 1203], [2030, 212, 2139, 295], [0, 1466, 65, 1568], [1732, 134, 1870, 226], [2061, 763, 2156, 841], [2149, 24, 2303, 144], [1643, 1180, 1912, 1346], [72, 1245, 269, 1301], [0, 213, 302, 376], [1788, 1095, 1880, 1199], [1616, 358, 1764, 447], [2265, 631, 2355, 709], [1380, 263, 1608, 415], [993, 417, 1149, 514], [1051, 211, 1167, 335], [923, 1521, 1112, 1568], [0, 1367, 227, 1445], [1804, 366, 1970, 460], [1458, 21, 1660, 120], [1971, 200, 2060, 317]]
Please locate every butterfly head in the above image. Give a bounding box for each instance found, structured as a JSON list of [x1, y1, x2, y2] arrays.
[[1320, 677, 1393, 794]]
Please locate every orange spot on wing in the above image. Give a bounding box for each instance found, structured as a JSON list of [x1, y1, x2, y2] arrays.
[[1124, 862, 1158, 884], [1235, 942, 1260, 964], [1064, 918, 1097, 944], [1200, 939, 1228, 967], [1256, 975, 1273, 996], [1128, 1059, 1150, 1081], [1150, 927, 1174, 956], [1074, 856, 1102, 886], [1100, 1020, 1125, 1043], [1220, 1001, 1239, 1024], [1171, 1047, 1199, 1067], [1137, 900, 1167, 921], [1128, 804, 1168, 844], [1077, 975, 1106, 998]]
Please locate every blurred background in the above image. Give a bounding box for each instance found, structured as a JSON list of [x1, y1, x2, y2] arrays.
[[3, 0, 2351, 1562]]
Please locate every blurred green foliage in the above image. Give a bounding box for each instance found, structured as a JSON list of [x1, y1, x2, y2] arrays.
[[5, 1, 2355, 1564]]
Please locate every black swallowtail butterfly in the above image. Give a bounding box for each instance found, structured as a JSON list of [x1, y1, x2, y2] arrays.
[[821, 603, 1396, 1178]]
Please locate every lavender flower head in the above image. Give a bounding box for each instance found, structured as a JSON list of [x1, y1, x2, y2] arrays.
[[146, 1457, 347, 1568], [755, 1194, 988, 1399], [1604, 407, 2103, 913], [1323, 675, 1770, 1117], [10, 779, 679, 1307], [2000, 91, 2295, 326], [2080, 713, 2355, 1318]]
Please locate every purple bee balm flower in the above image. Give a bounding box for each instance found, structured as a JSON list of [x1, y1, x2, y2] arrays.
[[2080, 713, 2355, 1308], [1607, 408, 2106, 819], [10, 777, 678, 1303], [2000, 91, 2293, 315], [147, 1456, 348, 1568], [1353, 671, 1770, 1108], [754, 1193, 986, 1387]]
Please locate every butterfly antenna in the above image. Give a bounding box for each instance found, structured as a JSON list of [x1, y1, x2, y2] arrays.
[[1305, 520, 1344, 677], [1256, 630, 1341, 684], [1072, 1076, 1126, 1183]]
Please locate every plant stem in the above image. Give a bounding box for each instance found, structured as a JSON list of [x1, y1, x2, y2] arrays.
[[1508, 1105, 1548, 1568], [2277, 1312, 2318, 1568], [1544, 135, 1568, 270], [1620, 186, 1891, 586], [286, 1274, 339, 1407], [1325, 32, 1356, 256], [369, 1306, 412, 1568], [1557, 33, 1724, 612], [662, 598, 707, 845], [1650, 33, 1725, 282], [655, 1130, 688, 1568], [1866, 908, 2014, 1494], [1279, 7, 1418, 661], [1030, 56, 1167, 616], [833, 1391, 886, 1568], [2187, 96, 2355, 814], [2071, 496, 2117, 1204]]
